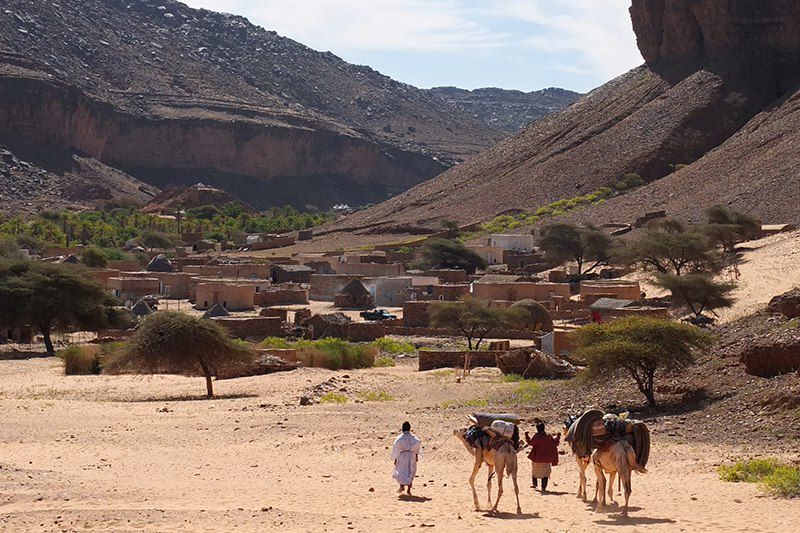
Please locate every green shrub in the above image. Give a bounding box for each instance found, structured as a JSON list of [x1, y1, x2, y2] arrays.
[[719, 458, 800, 497], [501, 373, 526, 383], [320, 392, 349, 404], [358, 391, 395, 402], [60, 346, 103, 375], [502, 380, 543, 405], [294, 338, 377, 370], [373, 356, 396, 368], [260, 337, 293, 349], [371, 337, 415, 355]]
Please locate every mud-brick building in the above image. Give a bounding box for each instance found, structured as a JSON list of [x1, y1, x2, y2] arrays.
[[109, 277, 161, 304], [195, 282, 255, 311]]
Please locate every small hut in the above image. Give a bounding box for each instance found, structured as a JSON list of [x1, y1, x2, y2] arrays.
[[147, 254, 176, 273], [130, 299, 153, 318], [334, 279, 374, 309], [202, 303, 231, 319]]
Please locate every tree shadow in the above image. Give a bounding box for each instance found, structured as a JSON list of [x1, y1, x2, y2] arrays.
[[117, 393, 258, 403], [398, 495, 432, 503]]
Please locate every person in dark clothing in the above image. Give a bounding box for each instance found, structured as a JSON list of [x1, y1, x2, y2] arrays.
[[525, 422, 560, 493]]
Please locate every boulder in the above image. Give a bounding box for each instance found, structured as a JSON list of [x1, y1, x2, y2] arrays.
[[767, 289, 800, 319], [739, 339, 800, 378]]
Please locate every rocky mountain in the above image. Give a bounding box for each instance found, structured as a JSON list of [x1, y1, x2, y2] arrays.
[[140, 183, 254, 214], [428, 87, 581, 132], [323, 0, 800, 239], [0, 0, 505, 213]]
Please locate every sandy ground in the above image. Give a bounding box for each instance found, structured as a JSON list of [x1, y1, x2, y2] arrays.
[[1, 358, 798, 532]]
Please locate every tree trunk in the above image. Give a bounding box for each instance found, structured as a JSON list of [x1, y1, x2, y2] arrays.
[[41, 327, 55, 357], [198, 358, 214, 398]]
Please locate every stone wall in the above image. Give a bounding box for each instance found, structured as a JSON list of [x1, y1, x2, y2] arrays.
[[255, 287, 309, 306], [418, 350, 506, 371], [212, 317, 285, 340]]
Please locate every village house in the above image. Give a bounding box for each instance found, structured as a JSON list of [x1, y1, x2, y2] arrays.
[[109, 277, 161, 304], [367, 277, 413, 307], [255, 285, 310, 306], [488, 234, 536, 252], [589, 298, 669, 321], [124, 271, 195, 299], [580, 280, 642, 302], [271, 264, 315, 284], [184, 263, 271, 280], [465, 244, 506, 265], [336, 261, 405, 277], [195, 282, 255, 311], [334, 279, 375, 309], [232, 233, 295, 250], [309, 274, 364, 301], [87, 268, 122, 288], [471, 277, 572, 302]]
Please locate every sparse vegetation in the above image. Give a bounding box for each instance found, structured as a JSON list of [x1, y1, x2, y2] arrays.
[[292, 338, 378, 370], [373, 356, 397, 368], [80, 246, 109, 268], [357, 391, 395, 402], [419, 238, 487, 274], [719, 458, 800, 497], [703, 206, 761, 253], [431, 298, 526, 351], [259, 337, 293, 349], [60, 346, 103, 375], [371, 337, 415, 355], [502, 379, 544, 405], [320, 392, 349, 404], [656, 273, 737, 319]]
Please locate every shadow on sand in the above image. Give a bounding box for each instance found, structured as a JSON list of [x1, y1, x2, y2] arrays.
[[118, 393, 259, 403], [399, 495, 432, 503], [481, 511, 539, 520]]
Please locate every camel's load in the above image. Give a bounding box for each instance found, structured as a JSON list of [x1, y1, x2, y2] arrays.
[[565, 409, 651, 469], [496, 348, 576, 379], [466, 413, 521, 450]]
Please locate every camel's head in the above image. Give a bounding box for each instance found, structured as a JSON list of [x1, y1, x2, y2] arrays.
[[453, 427, 468, 438]]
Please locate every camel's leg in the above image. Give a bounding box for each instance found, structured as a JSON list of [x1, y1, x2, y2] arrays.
[[608, 471, 616, 502], [577, 456, 588, 501], [468, 455, 482, 511], [594, 463, 607, 514], [492, 461, 505, 513], [621, 473, 632, 517], [486, 464, 494, 510], [511, 467, 521, 515]]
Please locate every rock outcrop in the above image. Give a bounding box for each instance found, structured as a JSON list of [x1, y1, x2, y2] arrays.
[[324, 0, 800, 240], [768, 289, 800, 320], [0, 0, 506, 212]]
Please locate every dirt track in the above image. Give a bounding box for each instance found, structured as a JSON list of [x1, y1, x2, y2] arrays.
[[1, 358, 797, 532]]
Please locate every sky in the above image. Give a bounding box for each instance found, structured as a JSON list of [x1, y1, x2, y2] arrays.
[[182, 0, 643, 93]]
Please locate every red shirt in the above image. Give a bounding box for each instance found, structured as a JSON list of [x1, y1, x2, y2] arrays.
[[527, 433, 560, 465]]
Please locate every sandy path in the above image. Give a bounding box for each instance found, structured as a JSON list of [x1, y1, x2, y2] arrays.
[[0, 358, 798, 532]]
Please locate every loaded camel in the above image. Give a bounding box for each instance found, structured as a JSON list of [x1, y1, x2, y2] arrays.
[[563, 414, 616, 503], [454, 427, 522, 515], [564, 410, 650, 517]]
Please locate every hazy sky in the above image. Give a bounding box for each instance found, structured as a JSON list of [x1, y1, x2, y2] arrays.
[[182, 0, 642, 93]]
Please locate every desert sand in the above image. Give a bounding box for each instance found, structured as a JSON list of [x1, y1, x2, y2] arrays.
[[1, 357, 797, 533]]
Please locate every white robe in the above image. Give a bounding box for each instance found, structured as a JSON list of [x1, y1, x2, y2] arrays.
[[391, 431, 422, 485]]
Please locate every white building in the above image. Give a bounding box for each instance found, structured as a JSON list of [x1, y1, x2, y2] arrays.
[[488, 234, 536, 252]]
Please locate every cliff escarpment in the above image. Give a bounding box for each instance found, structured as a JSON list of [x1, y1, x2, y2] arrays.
[[0, 0, 506, 212], [320, 0, 800, 240]]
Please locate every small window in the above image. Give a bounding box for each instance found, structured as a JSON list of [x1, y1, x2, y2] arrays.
[[204, 301, 208, 308]]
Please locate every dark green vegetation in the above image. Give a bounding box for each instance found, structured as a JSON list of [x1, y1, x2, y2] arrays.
[[260, 337, 379, 370], [572, 316, 713, 407], [419, 238, 487, 275], [430, 298, 526, 351], [0, 205, 332, 253], [0, 262, 119, 356], [105, 312, 255, 398], [719, 459, 800, 498], [537, 223, 613, 276]]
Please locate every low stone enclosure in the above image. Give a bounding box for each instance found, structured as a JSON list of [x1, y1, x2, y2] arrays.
[[418, 350, 507, 371]]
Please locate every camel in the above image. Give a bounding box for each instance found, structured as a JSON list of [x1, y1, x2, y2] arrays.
[[562, 416, 616, 503], [454, 428, 522, 515], [592, 439, 646, 516]]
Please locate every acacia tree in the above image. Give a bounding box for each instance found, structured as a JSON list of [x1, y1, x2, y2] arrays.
[[0, 261, 113, 356], [421, 238, 487, 275], [537, 223, 613, 276], [572, 316, 712, 407], [105, 311, 255, 398], [703, 206, 761, 253], [628, 219, 722, 276], [431, 298, 523, 351], [656, 273, 736, 319], [81, 246, 108, 268]]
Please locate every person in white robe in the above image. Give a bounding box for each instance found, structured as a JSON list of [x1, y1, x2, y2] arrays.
[[391, 421, 422, 495]]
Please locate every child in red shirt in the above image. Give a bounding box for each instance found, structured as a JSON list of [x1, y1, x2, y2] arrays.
[[525, 422, 560, 493]]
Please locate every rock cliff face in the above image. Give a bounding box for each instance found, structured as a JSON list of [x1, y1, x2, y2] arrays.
[[631, 0, 800, 64], [319, 0, 800, 242], [0, 0, 506, 212]]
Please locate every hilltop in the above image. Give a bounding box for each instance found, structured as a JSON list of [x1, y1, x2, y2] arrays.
[[429, 87, 581, 133]]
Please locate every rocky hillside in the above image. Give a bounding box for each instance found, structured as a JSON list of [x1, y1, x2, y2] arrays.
[[429, 87, 581, 132], [0, 0, 505, 213], [324, 0, 800, 239]]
